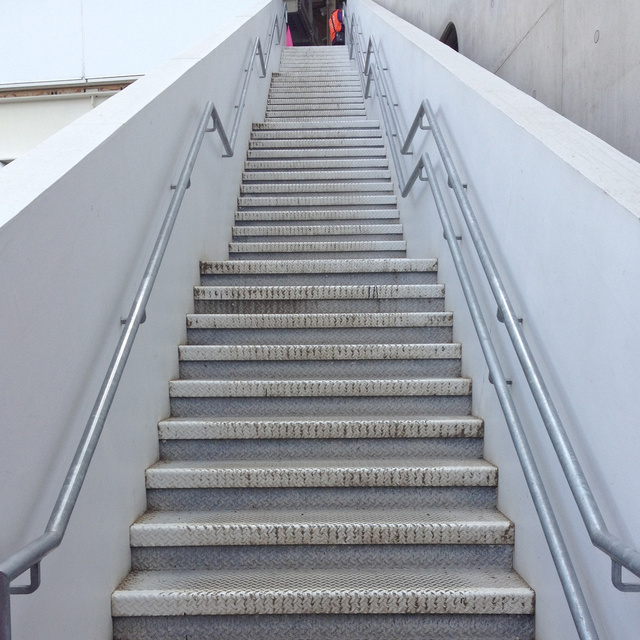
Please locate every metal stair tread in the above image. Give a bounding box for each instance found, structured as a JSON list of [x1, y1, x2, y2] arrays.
[[112, 567, 533, 617], [227, 241, 406, 253], [130, 507, 514, 547], [157, 416, 482, 440], [241, 170, 391, 181], [194, 284, 444, 301], [145, 458, 496, 489], [234, 208, 399, 220], [178, 343, 461, 362], [186, 312, 452, 330], [200, 258, 433, 274], [168, 378, 471, 398], [232, 224, 401, 236], [239, 183, 393, 194], [252, 120, 380, 130]]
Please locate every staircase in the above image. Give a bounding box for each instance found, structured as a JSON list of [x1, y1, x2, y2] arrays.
[[112, 46, 534, 640]]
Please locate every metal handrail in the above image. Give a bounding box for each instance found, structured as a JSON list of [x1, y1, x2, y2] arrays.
[[0, 6, 285, 639], [346, 10, 640, 640]]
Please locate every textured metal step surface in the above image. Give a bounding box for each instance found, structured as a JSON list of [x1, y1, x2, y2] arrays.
[[252, 119, 380, 131], [113, 613, 534, 640], [178, 343, 460, 362], [157, 416, 482, 440], [130, 508, 513, 547], [246, 147, 386, 159], [239, 183, 392, 195], [238, 193, 397, 206], [244, 158, 389, 171], [232, 224, 401, 238], [185, 312, 453, 344], [169, 378, 471, 399], [194, 283, 443, 301], [112, 567, 533, 617], [234, 208, 398, 222], [200, 258, 436, 274], [248, 136, 381, 148], [242, 169, 392, 182], [146, 458, 494, 489], [178, 344, 462, 380]]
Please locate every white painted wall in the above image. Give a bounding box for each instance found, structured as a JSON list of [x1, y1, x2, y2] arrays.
[[0, 1, 284, 638], [0, 92, 114, 161], [372, 0, 640, 164], [349, 1, 640, 638]]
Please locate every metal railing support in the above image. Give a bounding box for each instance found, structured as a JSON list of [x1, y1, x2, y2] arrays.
[[0, 4, 286, 638]]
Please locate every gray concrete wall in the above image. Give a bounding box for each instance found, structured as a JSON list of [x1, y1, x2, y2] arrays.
[[373, 0, 640, 163]]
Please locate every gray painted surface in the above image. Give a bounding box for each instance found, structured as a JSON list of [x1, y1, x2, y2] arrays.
[[374, 0, 640, 162]]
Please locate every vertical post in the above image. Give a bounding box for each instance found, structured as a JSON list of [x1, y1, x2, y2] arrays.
[[0, 573, 11, 640]]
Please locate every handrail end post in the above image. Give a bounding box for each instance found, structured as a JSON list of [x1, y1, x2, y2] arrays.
[[1, 572, 11, 640]]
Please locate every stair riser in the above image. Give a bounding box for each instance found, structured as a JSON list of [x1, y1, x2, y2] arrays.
[[192, 299, 445, 314], [159, 438, 483, 462], [130, 544, 514, 572], [234, 213, 398, 223], [186, 326, 454, 346], [229, 250, 407, 260], [113, 613, 533, 640], [169, 395, 472, 418], [178, 359, 462, 381], [146, 486, 498, 512]]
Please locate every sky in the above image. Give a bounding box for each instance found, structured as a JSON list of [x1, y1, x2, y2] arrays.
[[0, 0, 265, 84]]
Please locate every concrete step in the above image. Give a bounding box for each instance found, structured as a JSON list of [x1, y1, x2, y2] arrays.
[[185, 312, 453, 344]]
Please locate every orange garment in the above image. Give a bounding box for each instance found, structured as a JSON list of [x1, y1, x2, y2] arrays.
[[329, 9, 343, 44]]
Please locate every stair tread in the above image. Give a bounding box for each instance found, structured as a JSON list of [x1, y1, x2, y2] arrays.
[[194, 284, 444, 300], [130, 507, 514, 546], [169, 378, 471, 398], [146, 458, 496, 489], [178, 343, 461, 361], [186, 312, 452, 329], [158, 416, 482, 440], [112, 567, 533, 616], [232, 224, 401, 236], [200, 258, 436, 274]]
